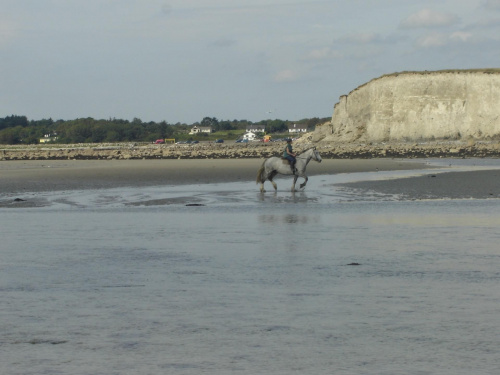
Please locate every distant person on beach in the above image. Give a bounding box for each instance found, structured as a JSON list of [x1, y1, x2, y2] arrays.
[[283, 138, 297, 174]]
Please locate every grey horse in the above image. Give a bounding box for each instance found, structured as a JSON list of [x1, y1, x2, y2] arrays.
[[256, 147, 322, 192]]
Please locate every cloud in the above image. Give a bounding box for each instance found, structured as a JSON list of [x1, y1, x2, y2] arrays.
[[212, 38, 237, 48], [307, 47, 330, 60], [417, 31, 472, 47], [417, 33, 448, 47], [161, 3, 173, 15], [335, 32, 407, 47], [482, 0, 500, 10], [0, 18, 17, 47], [450, 31, 473, 42], [305, 47, 342, 60], [273, 69, 300, 83], [464, 17, 500, 30], [400, 8, 458, 28], [340, 32, 382, 44]]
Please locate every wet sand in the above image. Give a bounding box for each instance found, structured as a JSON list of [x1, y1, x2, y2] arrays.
[[338, 169, 500, 200], [0, 158, 426, 194], [3, 158, 500, 207]]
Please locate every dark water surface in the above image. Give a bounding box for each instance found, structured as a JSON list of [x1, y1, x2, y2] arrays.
[[2, 160, 500, 374]]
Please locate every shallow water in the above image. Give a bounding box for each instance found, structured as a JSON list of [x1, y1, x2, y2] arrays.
[[2, 160, 500, 374]]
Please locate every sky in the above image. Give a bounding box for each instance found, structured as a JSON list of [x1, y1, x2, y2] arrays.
[[2, 0, 500, 124]]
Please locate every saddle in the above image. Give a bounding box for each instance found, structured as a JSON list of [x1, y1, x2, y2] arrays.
[[282, 158, 297, 174]]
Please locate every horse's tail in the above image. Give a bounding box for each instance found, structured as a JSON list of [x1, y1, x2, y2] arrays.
[[256, 161, 266, 184]]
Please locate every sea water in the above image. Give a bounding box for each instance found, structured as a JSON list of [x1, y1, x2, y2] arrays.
[[2, 161, 500, 375]]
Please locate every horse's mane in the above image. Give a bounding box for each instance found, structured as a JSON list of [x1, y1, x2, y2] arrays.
[[299, 147, 316, 154]]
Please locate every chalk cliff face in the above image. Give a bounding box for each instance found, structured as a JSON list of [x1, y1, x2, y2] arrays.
[[316, 70, 500, 143]]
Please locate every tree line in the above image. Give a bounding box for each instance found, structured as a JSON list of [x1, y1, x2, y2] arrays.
[[0, 115, 328, 145]]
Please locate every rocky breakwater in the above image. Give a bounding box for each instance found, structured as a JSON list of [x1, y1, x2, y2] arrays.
[[313, 69, 500, 143], [3, 139, 500, 161], [0, 142, 290, 161], [310, 140, 500, 159]]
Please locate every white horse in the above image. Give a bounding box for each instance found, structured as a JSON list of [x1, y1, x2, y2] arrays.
[[256, 147, 322, 192]]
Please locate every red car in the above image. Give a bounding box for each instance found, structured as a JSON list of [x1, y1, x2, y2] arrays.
[[154, 139, 165, 144]]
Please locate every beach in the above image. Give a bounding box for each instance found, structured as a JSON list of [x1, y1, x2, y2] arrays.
[[338, 168, 500, 200], [0, 158, 428, 194], [3, 157, 500, 208]]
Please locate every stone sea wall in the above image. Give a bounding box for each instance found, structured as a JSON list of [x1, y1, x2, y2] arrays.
[[0, 143, 288, 161], [2, 140, 500, 160], [314, 69, 500, 143]]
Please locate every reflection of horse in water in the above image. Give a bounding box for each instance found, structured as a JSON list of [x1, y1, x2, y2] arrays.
[[256, 147, 322, 192]]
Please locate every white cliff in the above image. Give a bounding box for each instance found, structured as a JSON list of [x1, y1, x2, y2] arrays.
[[314, 69, 500, 143]]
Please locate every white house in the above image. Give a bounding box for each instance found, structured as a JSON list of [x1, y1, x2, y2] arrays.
[[288, 124, 308, 133], [39, 133, 58, 143], [246, 125, 266, 133], [242, 131, 257, 141], [189, 126, 212, 135]]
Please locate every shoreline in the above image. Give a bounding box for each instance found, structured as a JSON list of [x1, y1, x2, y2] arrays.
[[0, 158, 428, 194], [2, 158, 500, 207], [0, 158, 500, 207], [337, 169, 500, 200]]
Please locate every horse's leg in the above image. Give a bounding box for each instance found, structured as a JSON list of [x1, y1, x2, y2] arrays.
[[258, 164, 267, 193], [260, 169, 267, 193], [261, 170, 278, 193], [269, 176, 277, 191], [269, 171, 278, 191], [299, 175, 308, 190], [291, 175, 299, 192]]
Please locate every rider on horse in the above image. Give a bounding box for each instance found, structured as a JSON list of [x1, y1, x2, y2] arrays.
[[283, 138, 297, 174]]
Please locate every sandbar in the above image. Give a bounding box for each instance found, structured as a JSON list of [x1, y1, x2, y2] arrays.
[[0, 158, 426, 194], [337, 169, 500, 200]]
